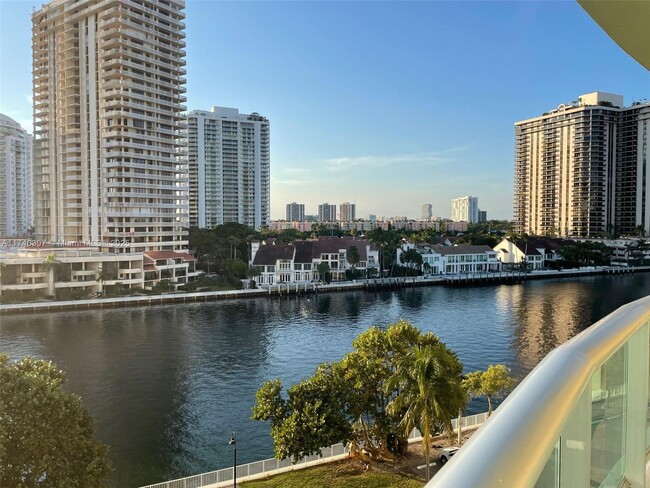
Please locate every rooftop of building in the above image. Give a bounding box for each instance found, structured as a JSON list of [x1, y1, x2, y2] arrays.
[[515, 91, 650, 125], [252, 237, 376, 265]]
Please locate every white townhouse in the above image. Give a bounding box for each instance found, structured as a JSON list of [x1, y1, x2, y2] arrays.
[[250, 237, 379, 285], [397, 243, 501, 275], [493, 237, 572, 270]]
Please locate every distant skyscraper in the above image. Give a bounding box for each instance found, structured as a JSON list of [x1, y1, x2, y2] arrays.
[[286, 202, 305, 222], [478, 210, 487, 223], [32, 0, 188, 251], [421, 204, 432, 221], [339, 202, 356, 222], [451, 196, 479, 223], [318, 203, 337, 222], [186, 107, 270, 229], [0, 114, 33, 236], [514, 92, 650, 237]]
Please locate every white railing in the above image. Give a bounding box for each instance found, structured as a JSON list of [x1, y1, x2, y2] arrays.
[[139, 412, 488, 488], [430, 295, 650, 488]]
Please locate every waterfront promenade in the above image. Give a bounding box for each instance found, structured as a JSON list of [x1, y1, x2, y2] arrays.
[[1, 266, 643, 315], [139, 412, 489, 488]]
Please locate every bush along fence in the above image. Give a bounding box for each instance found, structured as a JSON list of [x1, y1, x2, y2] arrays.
[[139, 411, 489, 488]]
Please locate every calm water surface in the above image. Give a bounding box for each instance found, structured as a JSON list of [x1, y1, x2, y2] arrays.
[[2, 274, 650, 487]]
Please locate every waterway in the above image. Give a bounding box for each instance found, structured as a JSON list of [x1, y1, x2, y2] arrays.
[[1, 273, 650, 487]]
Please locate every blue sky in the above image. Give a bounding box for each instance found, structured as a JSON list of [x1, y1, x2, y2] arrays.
[[1, 1, 648, 220]]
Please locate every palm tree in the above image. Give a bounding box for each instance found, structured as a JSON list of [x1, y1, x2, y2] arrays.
[[387, 342, 467, 480], [42, 253, 60, 296], [96, 267, 105, 294], [347, 245, 360, 273]]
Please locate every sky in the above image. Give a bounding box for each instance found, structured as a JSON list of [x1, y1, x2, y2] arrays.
[[1, 1, 648, 221]]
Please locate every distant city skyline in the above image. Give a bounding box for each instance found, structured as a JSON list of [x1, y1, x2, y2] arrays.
[[1, 1, 648, 221]]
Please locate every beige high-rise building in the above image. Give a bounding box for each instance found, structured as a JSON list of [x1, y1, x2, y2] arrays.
[[32, 0, 189, 252], [514, 92, 650, 237], [339, 202, 356, 222]]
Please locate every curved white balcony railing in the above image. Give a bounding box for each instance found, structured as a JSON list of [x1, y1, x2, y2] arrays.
[[430, 295, 650, 488]]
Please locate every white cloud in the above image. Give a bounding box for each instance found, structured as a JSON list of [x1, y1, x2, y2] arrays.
[[321, 149, 465, 172]]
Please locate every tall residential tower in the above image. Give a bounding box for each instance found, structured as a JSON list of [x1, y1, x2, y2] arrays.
[[32, 0, 189, 251], [186, 106, 270, 230], [0, 114, 33, 236], [451, 196, 479, 223], [286, 202, 304, 222], [514, 92, 650, 237], [318, 203, 337, 222], [339, 202, 356, 222]]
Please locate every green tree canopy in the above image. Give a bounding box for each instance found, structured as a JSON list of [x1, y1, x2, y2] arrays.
[[252, 320, 466, 465], [463, 364, 517, 416], [0, 354, 112, 487], [558, 241, 613, 267], [252, 366, 352, 462], [347, 246, 360, 270], [316, 262, 331, 284]]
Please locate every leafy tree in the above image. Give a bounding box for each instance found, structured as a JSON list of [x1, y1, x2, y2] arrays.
[[463, 364, 517, 417], [252, 366, 352, 462], [347, 246, 360, 271], [246, 266, 262, 279], [252, 320, 466, 466], [224, 259, 247, 279], [152, 279, 174, 293], [366, 228, 401, 276], [276, 228, 302, 244], [558, 241, 613, 267], [400, 248, 423, 273], [387, 340, 466, 480], [316, 262, 331, 284], [0, 354, 112, 487]]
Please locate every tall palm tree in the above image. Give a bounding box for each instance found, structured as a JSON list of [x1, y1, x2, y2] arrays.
[[387, 342, 466, 481], [42, 253, 60, 297]]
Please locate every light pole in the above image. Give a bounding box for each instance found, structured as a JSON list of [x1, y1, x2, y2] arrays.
[[228, 432, 237, 488]]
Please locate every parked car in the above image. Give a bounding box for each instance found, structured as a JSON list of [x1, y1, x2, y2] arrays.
[[91, 292, 102, 298], [439, 447, 459, 465]]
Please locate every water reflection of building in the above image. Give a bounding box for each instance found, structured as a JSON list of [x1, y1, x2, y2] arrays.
[[496, 282, 589, 370]]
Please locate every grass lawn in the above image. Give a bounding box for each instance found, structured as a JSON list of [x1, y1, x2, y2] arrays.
[[241, 460, 425, 488]]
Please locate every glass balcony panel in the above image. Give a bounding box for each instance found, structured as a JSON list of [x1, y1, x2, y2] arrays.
[[590, 346, 627, 487], [533, 440, 559, 488], [560, 387, 591, 487]]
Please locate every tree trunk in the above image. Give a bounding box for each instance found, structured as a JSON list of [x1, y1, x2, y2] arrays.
[[487, 395, 493, 417]]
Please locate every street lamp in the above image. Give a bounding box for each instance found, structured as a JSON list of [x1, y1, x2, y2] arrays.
[[228, 432, 237, 488]]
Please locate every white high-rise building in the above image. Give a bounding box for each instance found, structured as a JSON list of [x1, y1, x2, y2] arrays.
[[186, 107, 270, 230], [514, 92, 650, 237], [421, 204, 432, 221], [451, 196, 479, 223], [339, 202, 356, 222], [32, 0, 188, 252], [286, 202, 304, 222], [0, 114, 33, 236]]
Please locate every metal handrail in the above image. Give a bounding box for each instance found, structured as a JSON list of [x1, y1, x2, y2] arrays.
[[429, 295, 650, 487]]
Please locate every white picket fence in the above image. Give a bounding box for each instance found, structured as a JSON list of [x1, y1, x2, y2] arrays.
[[139, 411, 489, 488]]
